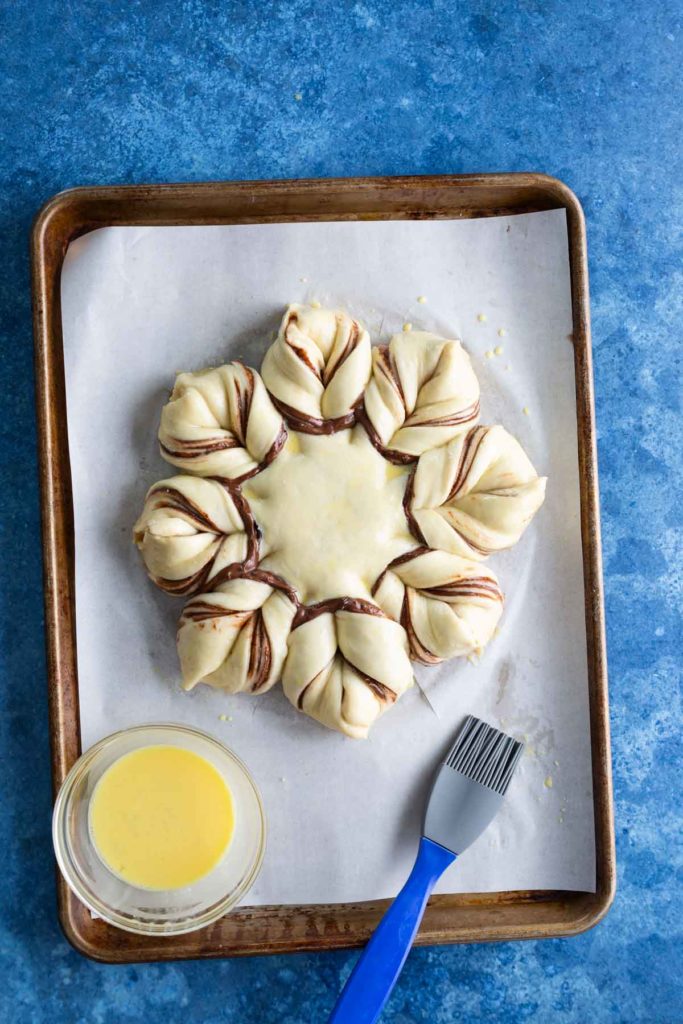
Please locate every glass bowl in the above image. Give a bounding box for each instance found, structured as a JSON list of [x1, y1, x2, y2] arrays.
[[52, 723, 266, 936]]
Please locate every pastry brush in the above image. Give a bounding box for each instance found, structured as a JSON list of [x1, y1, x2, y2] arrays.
[[329, 715, 524, 1024]]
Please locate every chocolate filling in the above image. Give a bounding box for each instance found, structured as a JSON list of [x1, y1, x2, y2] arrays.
[[374, 345, 407, 411], [152, 551, 234, 597], [293, 595, 385, 629], [446, 425, 487, 501], [353, 667, 397, 704], [371, 546, 431, 596], [356, 405, 418, 465], [160, 436, 240, 460], [423, 579, 503, 601], [247, 610, 273, 691], [402, 468, 428, 544], [284, 312, 323, 379], [143, 484, 258, 596], [408, 399, 481, 429], [180, 601, 250, 625], [296, 656, 396, 709], [232, 364, 254, 443], [269, 395, 359, 435], [401, 589, 442, 666], [246, 567, 300, 606], [322, 320, 360, 385], [148, 484, 223, 534]]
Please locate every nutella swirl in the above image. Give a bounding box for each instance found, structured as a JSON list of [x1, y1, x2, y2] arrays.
[[362, 331, 480, 461], [408, 424, 547, 560], [177, 574, 297, 695], [158, 361, 286, 482], [133, 476, 257, 596], [372, 547, 504, 665], [261, 304, 372, 434], [270, 395, 361, 435], [282, 597, 413, 740], [292, 595, 386, 629], [357, 404, 419, 465]]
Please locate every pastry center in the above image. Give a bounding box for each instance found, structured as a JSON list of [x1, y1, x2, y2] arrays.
[[242, 426, 415, 603]]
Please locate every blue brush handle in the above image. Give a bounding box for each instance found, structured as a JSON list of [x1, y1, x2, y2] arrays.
[[329, 837, 456, 1024]]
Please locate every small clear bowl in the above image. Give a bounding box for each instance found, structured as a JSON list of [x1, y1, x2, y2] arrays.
[[52, 723, 266, 936]]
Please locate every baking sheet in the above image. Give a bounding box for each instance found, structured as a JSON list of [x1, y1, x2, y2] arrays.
[[60, 211, 596, 904]]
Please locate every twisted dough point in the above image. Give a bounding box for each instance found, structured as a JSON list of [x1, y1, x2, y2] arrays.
[[159, 362, 286, 480], [362, 331, 480, 462], [262, 304, 372, 432], [373, 548, 504, 664], [282, 600, 414, 739], [177, 576, 296, 694], [408, 425, 547, 558], [133, 476, 255, 596]]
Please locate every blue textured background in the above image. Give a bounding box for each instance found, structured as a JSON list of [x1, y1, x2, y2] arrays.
[[1, 1, 681, 1021]]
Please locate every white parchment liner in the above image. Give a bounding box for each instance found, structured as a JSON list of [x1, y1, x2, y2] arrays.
[[61, 212, 595, 904]]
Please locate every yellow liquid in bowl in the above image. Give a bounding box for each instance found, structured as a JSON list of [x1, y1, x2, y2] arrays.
[[89, 745, 235, 891]]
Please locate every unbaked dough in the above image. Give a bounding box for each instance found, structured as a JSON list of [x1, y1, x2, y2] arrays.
[[135, 303, 546, 738]]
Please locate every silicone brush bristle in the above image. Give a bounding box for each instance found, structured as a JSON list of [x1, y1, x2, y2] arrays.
[[445, 715, 524, 796]]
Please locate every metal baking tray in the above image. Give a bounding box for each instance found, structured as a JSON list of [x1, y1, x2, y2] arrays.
[[32, 173, 615, 962]]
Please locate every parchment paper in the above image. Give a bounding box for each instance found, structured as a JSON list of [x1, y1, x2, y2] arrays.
[[61, 211, 596, 904]]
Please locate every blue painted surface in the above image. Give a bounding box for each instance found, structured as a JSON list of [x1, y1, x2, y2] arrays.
[[1, 1, 681, 1021]]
